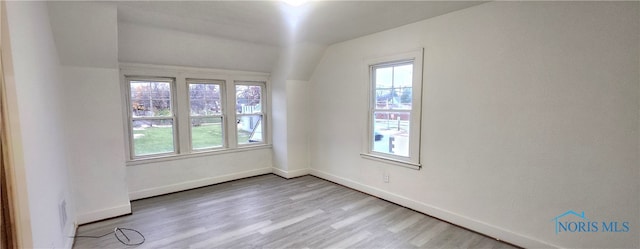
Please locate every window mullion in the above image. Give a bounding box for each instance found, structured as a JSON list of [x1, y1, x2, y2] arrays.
[[175, 76, 190, 154], [226, 79, 238, 148]]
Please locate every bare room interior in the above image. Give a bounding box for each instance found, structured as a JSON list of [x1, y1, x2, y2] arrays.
[[0, 1, 638, 248]]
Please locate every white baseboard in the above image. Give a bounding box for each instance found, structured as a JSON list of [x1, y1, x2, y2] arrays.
[[272, 167, 310, 179], [77, 203, 132, 225], [310, 169, 557, 249], [63, 221, 78, 249], [129, 167, 273, 200]]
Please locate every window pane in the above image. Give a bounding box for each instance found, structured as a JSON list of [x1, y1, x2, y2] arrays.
[[130, 81, 172, 117], [236, 85, 262, 114], [375, 67, 392, 89], [237, 115, 263, 144], [399, 87, 412, 107], [393, 64, 413, 88], [375, 89, 394, 109], [394, 64, 413, 109], [132, 119, 174, 156], [189, 83, 222, 116], [372, 112, 409, 157], [191, 117, 223, 150], [374, 64, 412, 110]]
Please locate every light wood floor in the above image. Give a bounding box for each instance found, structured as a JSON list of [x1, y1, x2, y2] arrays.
[[73, 174, 518, 249]]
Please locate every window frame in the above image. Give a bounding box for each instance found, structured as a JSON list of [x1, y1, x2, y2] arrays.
[[234, 81, 267, 147], [361, 49, 423, 169], [120, 64, 271, 164], [125, 76, 179, 159], [187, 79, 226, 152]]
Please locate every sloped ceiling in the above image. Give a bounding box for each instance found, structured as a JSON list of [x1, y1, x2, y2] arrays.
[[48, 1, 486, 71], [48, 2, 119, 68], [116, 1, 486, 46]]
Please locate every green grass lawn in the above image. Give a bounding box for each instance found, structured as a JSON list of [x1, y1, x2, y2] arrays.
[[191, 124, 224, 150], [133, 124, 252, 156]]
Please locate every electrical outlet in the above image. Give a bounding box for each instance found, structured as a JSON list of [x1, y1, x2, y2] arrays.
[[383, 173, 389, 183]]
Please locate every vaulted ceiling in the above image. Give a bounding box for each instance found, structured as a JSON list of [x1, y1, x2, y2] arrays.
[[116, 1, 486, 47], [47, 1, 486, 72]]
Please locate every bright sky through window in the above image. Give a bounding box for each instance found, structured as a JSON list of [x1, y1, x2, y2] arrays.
[[375, 64, 412, 88]]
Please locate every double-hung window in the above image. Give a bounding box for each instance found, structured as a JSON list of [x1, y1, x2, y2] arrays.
[[122, 65, 270, 162], [364, 49, 423, 169], [235, 82, 265, 145], [127, 78, 177, 157], [188, 80, 225, 151]]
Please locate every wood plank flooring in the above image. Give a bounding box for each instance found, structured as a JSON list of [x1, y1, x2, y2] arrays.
[[73, 174, 518, 249]]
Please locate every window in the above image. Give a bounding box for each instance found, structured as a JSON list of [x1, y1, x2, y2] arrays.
[[235, 82, 265, 145], [122, 65, 270, 162], [188, 80, 224, 151], [127, 78, 177, 157], [364, 50, 423, 168]]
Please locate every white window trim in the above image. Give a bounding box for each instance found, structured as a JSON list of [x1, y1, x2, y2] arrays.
[[187, 79, 227, 152], [120, 63, 271, 164], [125, 76, 179, 159], [234, 81, 268, 147], [126, 144, 273, 166], [361, 49, 424, 170]]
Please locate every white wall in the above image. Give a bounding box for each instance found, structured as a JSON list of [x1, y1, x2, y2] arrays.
[[61, 66, 131, 224], [270, 43, 324, 177], [308, 2, 639, 248], [48, 2, 118, 68], [270, 61, 289, 174], [118, 22, 280, 73], [4, 1, 75, 248], [118, 24, 286, 185], [127, 149, 273, 200], [45, 2, 283, 224], [285, 80, 310, 173], [47, 2, 132, 225], [278, 43, 327, 81], [118, 64, 275, 200], [271, 78, 312, 177]]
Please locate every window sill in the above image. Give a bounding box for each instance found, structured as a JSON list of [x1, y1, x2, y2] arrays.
[[360, 153, 421, 170], [127, 144, 272, 166]]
